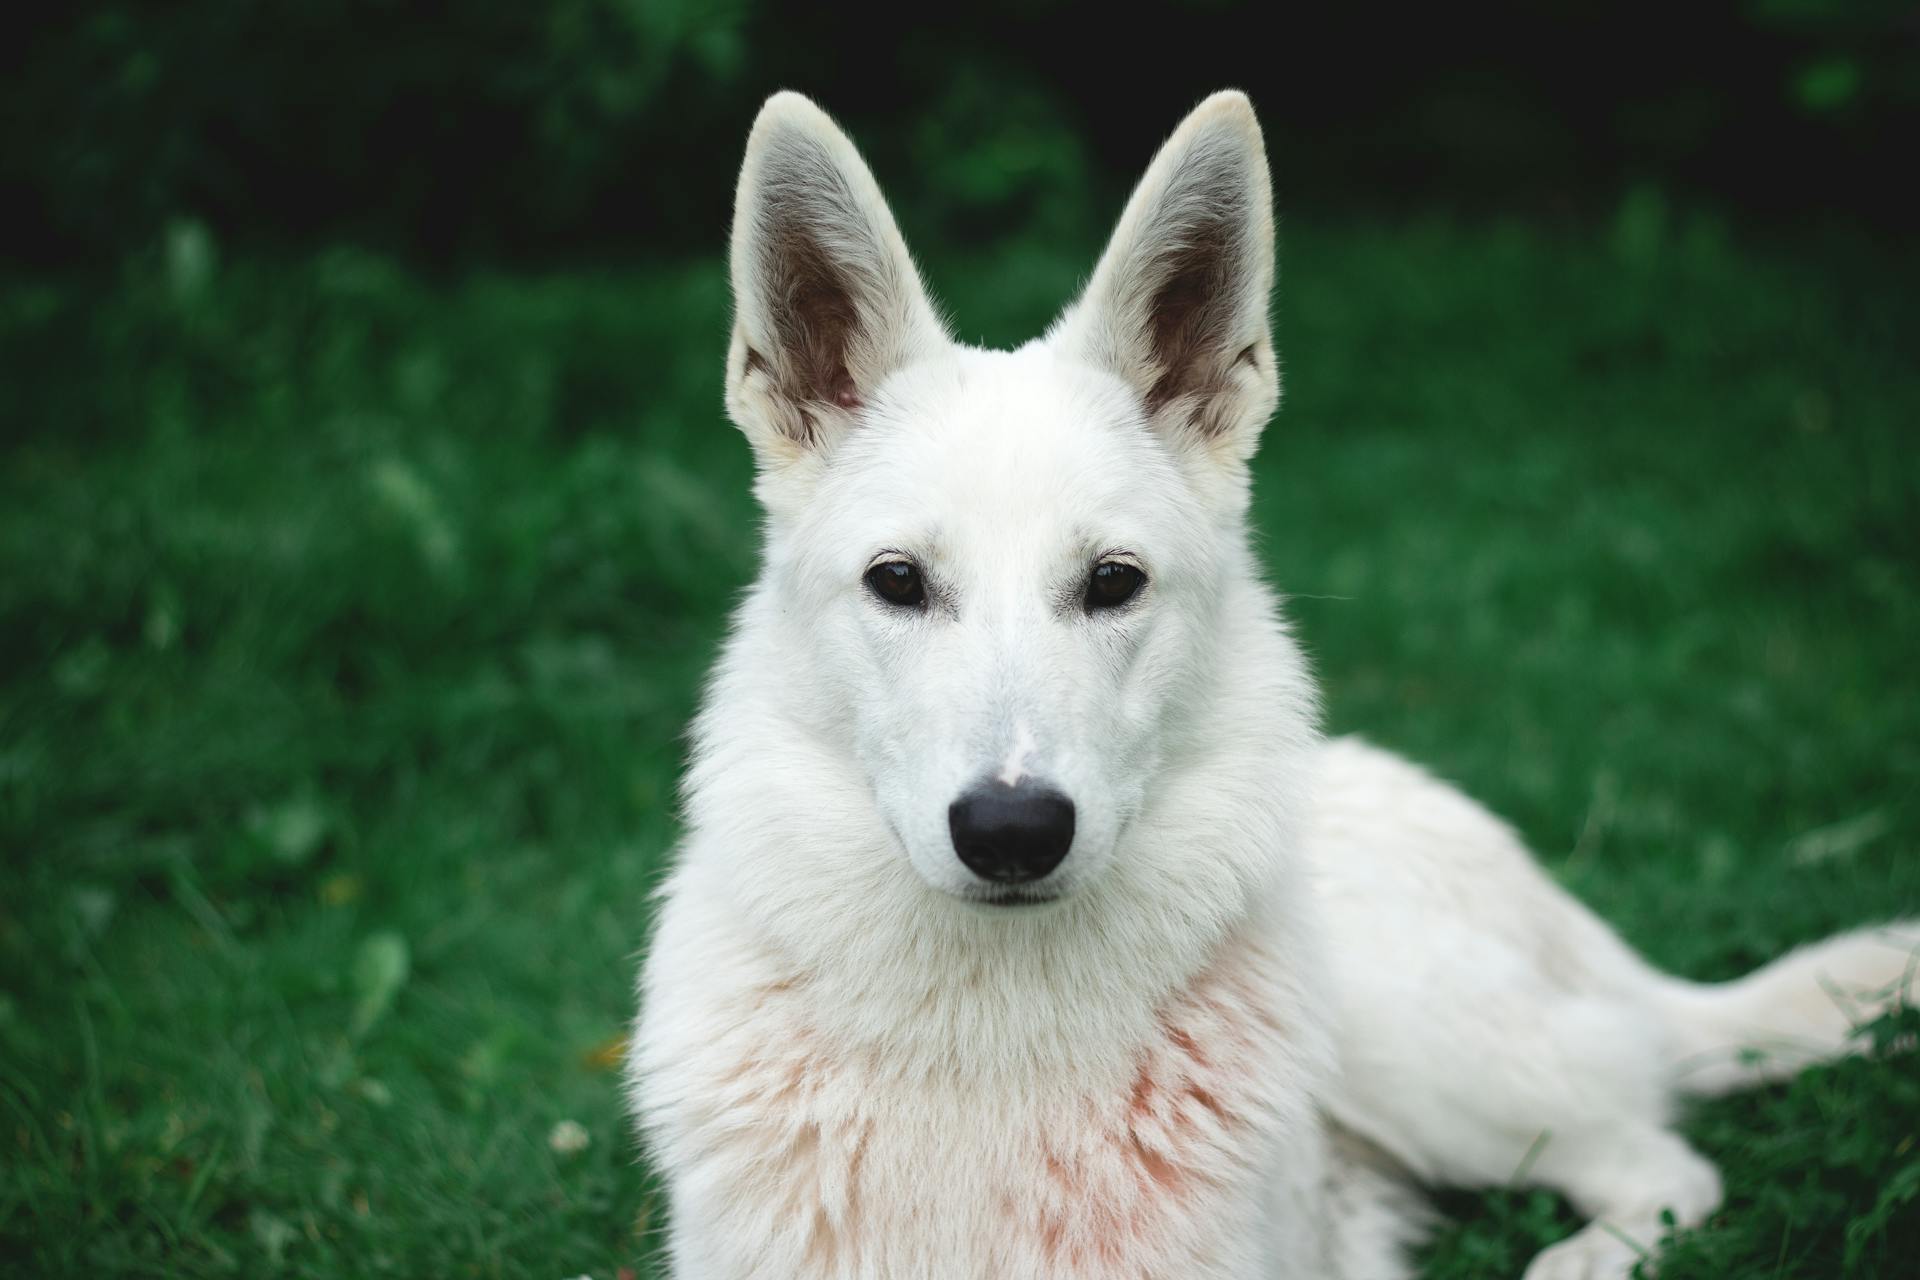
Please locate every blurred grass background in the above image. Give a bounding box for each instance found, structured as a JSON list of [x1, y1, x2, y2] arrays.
[[3, 2, 1919, 1276]]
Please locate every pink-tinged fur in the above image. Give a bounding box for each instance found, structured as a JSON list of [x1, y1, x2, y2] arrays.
[[1025, 937, 1289, 1275], [642, 927, 1319, 1279]]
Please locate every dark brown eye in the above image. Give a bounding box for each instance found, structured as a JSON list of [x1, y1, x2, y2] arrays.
[[865, 560, 926, 609], [1085, 561, 1146, 611]]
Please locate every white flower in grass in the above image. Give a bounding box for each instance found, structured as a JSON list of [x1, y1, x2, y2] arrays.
[[548, 1118, 592, 1155]]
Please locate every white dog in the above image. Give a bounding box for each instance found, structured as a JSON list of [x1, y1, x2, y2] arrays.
[[628, 90, 1917, 1279]]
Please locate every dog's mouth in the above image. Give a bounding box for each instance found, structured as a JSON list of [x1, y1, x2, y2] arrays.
[[963, 887, 1062, 909], [877, 812, 1071, 910]]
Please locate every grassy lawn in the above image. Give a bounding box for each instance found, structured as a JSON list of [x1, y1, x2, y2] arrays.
[[3, 215, 1917, 1277]]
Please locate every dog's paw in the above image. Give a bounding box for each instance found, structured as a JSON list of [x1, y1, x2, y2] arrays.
[[1520, 1222, 1655, 1280]]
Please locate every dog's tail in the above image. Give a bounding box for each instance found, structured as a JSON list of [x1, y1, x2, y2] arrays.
[[1653, 921, 1920, 1097]]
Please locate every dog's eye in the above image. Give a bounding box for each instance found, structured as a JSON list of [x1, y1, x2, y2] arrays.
[[1085, 561, 1146, 611], [865, 560, 926, 609]]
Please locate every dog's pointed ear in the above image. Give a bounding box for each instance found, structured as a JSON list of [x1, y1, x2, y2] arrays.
[[1049, 91, 1277, 460], [725, 92, 948, 464]]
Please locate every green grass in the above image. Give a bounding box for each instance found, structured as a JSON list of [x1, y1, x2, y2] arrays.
[[2, 213, 1917, 1277]]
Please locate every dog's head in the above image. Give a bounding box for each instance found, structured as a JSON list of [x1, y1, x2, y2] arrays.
[[721, 91, 1283, 909]]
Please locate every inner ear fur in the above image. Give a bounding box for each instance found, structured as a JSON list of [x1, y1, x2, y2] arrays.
[[1140, 195, 1264, 429]]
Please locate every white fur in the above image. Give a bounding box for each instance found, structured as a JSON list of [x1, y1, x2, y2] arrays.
[[629, 90, 1920, 1279]]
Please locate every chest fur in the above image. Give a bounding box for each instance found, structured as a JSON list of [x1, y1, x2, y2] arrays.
[[642, 939, 1325, 1279]]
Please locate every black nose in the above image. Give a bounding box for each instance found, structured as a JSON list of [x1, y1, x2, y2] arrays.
[[948, 783, 1076, 884]]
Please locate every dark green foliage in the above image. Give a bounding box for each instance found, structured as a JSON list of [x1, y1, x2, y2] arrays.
[[9, 2, 1920, 263], [6, 0, 758, 261], [3, 212, 1918, 1275]]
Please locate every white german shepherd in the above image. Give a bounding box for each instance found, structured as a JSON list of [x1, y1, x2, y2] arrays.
[[629, 90, 1917, 1279]]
